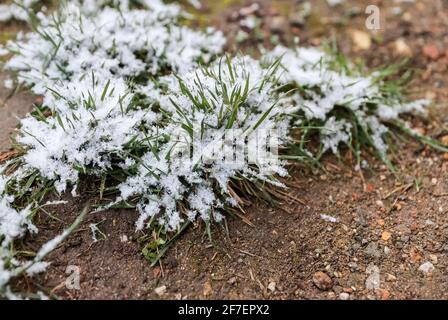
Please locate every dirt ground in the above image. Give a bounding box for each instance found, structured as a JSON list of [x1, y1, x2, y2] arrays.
[[2, 0, 448, 300]]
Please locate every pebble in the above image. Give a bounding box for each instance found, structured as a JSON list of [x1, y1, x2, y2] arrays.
[[239, 3, 260, 17], [386, 273, 397, 282], [154, 285, 167, 296], [381, 231, 392, 242], [174, 293, 182, 300], [203, 281, 213, 296], [320, 214, 337, 223], [290, 13, 305, 27], [350, 29, 372, 51], [418, 262, 435, 275], [339, 292, 350, 300], [227, 277, 237, 285], [423, 44, 440, 60], [312, 271, 333, 291], [365, 242, 381, 258], [375, 288, 391, 300], [270, 16, 287, 33], [365, 264, 381, 290], [430, 254, 438, 264], [348, 262, 359, 271], [394, 38, 412, 56], [268, 282, 276, 292], [441, 135, 448, 146]]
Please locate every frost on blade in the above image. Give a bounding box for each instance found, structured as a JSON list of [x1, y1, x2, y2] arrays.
[[321, 117, 352, 154], [1, 168, 40, 296], [266, 45, 432, 158], [0, 201, 35, 247], [0, 0, 39, 22], [17, 76, 154, 193], [4, 2, 225, 95], [118, 56, 291, 231]]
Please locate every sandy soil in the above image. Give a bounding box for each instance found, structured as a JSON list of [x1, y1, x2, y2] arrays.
[[3, 0, 448, 300]]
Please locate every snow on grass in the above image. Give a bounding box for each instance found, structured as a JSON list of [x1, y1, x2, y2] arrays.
[[267, 45, 431, 160], [4, 1, 225, 94], [117, 56, 291, 230], [17, 76, 152, 193], [0, 0, 40, 22]]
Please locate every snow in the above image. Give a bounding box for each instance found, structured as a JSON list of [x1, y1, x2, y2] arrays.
[[116, 56, 291, 230], [18, 76, 150, 193], [0, 0, 39, 22], [4, 2, 225, 95], [267, 45, 431, 156]]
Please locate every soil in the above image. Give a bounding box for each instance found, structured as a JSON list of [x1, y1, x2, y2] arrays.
[[3, 0, 448, 300]]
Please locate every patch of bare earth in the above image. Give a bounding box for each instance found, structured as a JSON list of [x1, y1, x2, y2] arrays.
[[4, 0, 448, 299]]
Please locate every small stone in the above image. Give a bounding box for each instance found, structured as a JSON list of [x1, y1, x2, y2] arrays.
[[227, 277, 237, 285], [402, 11, 412, 21], [412, 127, 426, 136], [381, 231, 392, 242], [365, 242, 381, 258], [270, 16, 287, 33], [365, 264, 380, 290], [343, 287, 353, 293], [430, 254, 438, 264], [154, 285, 167, 296], [267, 282, 276, 292], [239, 3, 260, 16], [423, 44, 440, 60], [203, 281, 213, 296], [174, 293, 182, 300], [410, 247, 422, 263], [350, 29, 372, 51], [394, 38, 412, 56], [386, 273, 397, 282], [152, 266, 161, 278], [375, 288, 391, 300], [339, 292, 350, 300], [418, 262, 435, 275], [348, 262, 359, 271], [441, 135, 448, 146], [290, 13, 305, 27], [425, 91, 436, 100], [312, 271, 333, 291], [120, 235, 128, 243], [34, 96, 44, 105]]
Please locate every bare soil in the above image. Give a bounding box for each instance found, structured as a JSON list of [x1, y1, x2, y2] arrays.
[[3, 0, 448, 300]]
